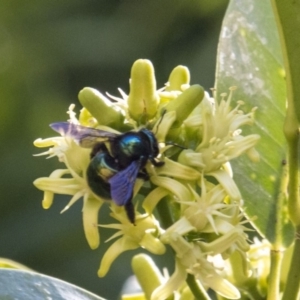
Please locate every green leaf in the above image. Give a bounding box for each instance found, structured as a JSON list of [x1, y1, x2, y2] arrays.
[[271, 0, 300, 122], [215, 0, 294, 246], [0, 269, 106, 300]]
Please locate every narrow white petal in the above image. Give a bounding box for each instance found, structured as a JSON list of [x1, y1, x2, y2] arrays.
[[151, 260, 187, 300], [155, 157, 200, 180], [82, 195, 103, 249], [150, 176, 192, 201], [98, 238, 138, 277], [143, 187, 169, 214], [207, 170, 241, 201]]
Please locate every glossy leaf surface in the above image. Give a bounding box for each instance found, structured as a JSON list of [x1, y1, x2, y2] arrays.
[[0, 269, 105, 300], [215, 0, 294, 246]]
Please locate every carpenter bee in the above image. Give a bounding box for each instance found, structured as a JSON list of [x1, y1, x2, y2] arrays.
[[50, 122, 164, 224]]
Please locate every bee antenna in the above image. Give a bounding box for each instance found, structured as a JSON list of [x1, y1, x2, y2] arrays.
[[165, 141, 187, 150]]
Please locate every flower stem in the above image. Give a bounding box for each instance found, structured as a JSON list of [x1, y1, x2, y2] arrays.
[[156, 198, 212, 300], [280, 97, 300, 299], [282, 227, 300, 300], [272, 0, 300, 225], [271, 5, 300, 297], [267, 159, 287, 300], [267, 248, 283, 300], [186, 274, 212, 300], [283, 103, 300, 226]]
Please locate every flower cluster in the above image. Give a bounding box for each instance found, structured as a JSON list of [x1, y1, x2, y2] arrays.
[[34, 59, 260, 299]]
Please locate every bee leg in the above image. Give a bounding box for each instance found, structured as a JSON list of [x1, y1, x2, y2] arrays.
[[124, 200, 135, 225], [149, 156, 165, 167], [137, 168, 149, 180]]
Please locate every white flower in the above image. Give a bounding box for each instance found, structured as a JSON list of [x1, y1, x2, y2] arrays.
[[182, 176, 232, 234], [33, 105, 103, 249], [180, 88, 260, 173], [33, 60, 260, 297], [152, 234, 241, 300], [98, 204, 165, 277]]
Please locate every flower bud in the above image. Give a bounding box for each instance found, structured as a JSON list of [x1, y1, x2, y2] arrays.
[[78, 87, 124, 127], [128, 59, 159, 122], [164, 84, 204, 128], [165, 65, 190, 91], [132, 254, 163, 299]]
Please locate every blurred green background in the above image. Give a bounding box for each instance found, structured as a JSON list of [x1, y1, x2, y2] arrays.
[[0, 1, 228, 299]]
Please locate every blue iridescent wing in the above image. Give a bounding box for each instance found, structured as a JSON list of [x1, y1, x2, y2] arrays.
[[108, 160, 141, 206], [50, 122, 119, 148]]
